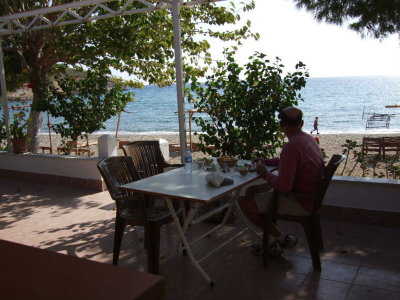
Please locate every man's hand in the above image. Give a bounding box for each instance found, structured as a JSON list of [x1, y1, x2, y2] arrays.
[[253, 157, 264, 163], [256, 162, 269, 177]]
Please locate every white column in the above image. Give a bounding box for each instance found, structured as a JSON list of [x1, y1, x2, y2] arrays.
[[0, 36, 11, 152], [158, 138, 170, 161], [172, 0, 187, 164], [98, 134, 117, 158]]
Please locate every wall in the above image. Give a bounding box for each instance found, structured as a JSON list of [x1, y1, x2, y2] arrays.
[[1, 153, 399, 226], [0, 152, 104, 191], [322, 176, 400, 228]]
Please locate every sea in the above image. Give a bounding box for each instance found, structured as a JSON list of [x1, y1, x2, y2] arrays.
[[40, 75, 400, 135]]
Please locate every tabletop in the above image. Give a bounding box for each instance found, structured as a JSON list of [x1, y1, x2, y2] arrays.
[[0, 239, 164, 300], [120, 166, 275, 204]]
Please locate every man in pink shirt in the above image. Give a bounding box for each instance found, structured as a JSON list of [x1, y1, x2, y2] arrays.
[[241, 107, 325, 256]]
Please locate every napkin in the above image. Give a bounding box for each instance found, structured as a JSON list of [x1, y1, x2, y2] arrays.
[[205, 172, 234, 187]]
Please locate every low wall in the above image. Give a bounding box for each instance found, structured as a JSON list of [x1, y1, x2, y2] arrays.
[[1, 153, 399, 226], [322, 176, 400, 228], [0, 152, 105, 191]]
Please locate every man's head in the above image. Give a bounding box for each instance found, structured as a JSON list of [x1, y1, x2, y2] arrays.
[[278, 107, 304, 137]]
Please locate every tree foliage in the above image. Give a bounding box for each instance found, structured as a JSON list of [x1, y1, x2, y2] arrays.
[[293, 0, 400, 39], [1, 0, 258, 152], [37, 66, 133, 143], [10, 109, 28, 139], [186, 48, 309, 159]]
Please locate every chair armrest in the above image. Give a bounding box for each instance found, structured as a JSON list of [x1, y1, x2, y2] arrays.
[[137, 170, 145, 178], [167, 163, 184, 168]]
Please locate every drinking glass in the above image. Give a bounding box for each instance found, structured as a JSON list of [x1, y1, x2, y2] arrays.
[[195, 158, 204, 171]]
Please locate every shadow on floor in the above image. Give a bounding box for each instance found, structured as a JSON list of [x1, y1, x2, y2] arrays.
[[1, 177, 399, 300]]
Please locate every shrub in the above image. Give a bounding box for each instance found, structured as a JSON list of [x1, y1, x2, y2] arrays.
[[186, 48, 309, 159]]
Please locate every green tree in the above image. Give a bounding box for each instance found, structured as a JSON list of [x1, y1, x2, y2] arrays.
[[186, 48, 309, 159], [1, 0, 257, 152], [293, 0, 400, 39], [38, 66, 133, 146]]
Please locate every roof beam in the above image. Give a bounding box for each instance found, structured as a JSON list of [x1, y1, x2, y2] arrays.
[[0, 0, 225, 36]]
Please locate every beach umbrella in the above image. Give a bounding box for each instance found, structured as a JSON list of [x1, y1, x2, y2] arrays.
[[46, 112, 53, 153], [115, 110, 134, 140], [175, 109, 198, 151]]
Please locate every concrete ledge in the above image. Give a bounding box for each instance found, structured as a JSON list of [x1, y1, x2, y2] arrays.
[[325, 175, 400, 212], [321, 205, 400, 228], [322, 175, 400, 228], [1, 153, 399, 226], [0, 152, 105, 191]]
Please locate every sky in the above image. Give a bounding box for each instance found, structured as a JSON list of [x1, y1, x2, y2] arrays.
[[209, 0, 400, 78]]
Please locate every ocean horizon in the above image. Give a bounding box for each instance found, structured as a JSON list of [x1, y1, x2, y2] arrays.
[[39, 75, 400, 135]]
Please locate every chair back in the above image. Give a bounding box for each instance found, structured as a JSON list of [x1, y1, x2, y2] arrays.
[[381, 136, 400, 149], [313, 154, 346, 213], [362, 137, 382, 145], [97, 156, 144, 211], [122, 141, 167, 178]]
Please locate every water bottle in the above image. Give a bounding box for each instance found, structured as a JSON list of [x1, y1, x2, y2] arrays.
[[184, 148, 193, 174], [210, 157, 220, 172]]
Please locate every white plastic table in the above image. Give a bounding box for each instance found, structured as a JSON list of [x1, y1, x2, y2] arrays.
[[120, 166, 275, 285]]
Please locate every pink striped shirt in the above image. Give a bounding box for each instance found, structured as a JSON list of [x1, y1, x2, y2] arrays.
[[262, 131, 325, 212]]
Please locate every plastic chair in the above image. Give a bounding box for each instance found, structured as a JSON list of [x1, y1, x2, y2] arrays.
[[122, 140, 183, 178], [97, 156, 182, 274], [262, 154, 345, 270], [122, 140, 187, 236]]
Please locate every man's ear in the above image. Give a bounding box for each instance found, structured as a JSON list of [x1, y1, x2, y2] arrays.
[[300, 120, 304, 128]]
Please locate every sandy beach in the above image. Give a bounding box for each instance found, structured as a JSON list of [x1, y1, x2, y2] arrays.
[[39, 132, 399, 179]]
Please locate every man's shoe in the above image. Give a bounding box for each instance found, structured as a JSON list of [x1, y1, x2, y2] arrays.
[[279, 234, 298, 249], [267, 241, 283, 256], [250, 241, 283, 257]]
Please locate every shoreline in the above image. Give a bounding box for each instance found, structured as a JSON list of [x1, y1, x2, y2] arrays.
[[38, 132, 400, 179]]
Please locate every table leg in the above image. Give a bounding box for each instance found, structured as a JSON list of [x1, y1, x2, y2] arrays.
[[164, 198, 213, 285], [171, 203, 200, 255], [206, 188, 261, 241], [234, 198, 262, 241]]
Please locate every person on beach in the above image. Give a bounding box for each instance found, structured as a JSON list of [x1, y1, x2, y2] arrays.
[[240, 107, 325, 256], [310, 117, 319, 134]]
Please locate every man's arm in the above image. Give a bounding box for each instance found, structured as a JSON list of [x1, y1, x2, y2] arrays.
[[258, 146, 298, 193], [262, 158, 280, 166]]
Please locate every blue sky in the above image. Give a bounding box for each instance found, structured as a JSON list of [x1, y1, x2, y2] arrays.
[[210, 0, 400, 78], [114, 0, 400, 80]]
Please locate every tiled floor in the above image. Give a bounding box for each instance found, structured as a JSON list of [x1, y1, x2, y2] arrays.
[[1, 177, 399, 300]]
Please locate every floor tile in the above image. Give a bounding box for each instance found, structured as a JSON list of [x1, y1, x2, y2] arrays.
[[347, 285, 400, 300], [297, 277, 350, 300], [354, 266, 400, 292], [1, 177, 399, 300], [318, 261, 359, 283]]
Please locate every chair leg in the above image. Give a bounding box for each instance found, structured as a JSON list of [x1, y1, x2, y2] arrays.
[[144, 225, 149, 250], [302, 220, 321, 271], [178, 211, 187, 256], [313, 216, 324, 250], [113, 215, 126, 265], [147, 222, 161, 274], [262, 214, 271, 268]]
